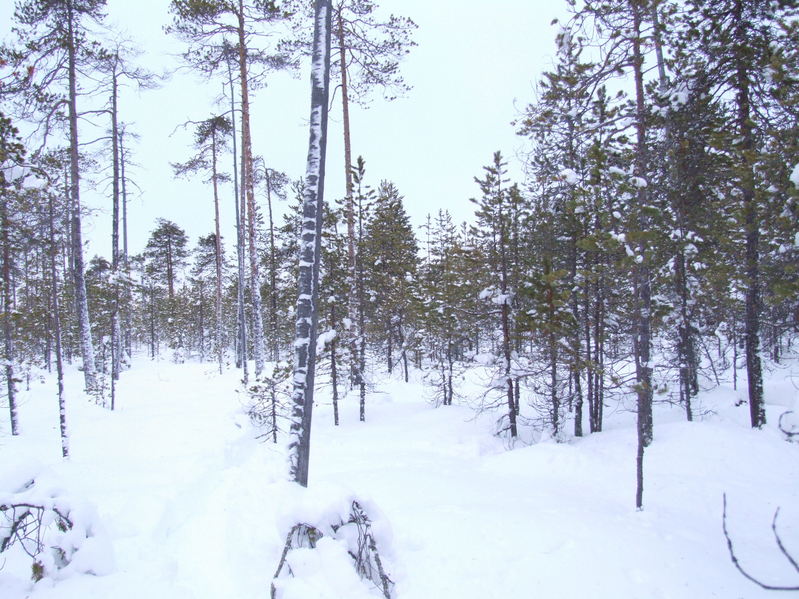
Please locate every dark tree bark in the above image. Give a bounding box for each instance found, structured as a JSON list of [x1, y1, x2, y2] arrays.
[[732, 0, 765, 429], [631, 1, 653, 509]]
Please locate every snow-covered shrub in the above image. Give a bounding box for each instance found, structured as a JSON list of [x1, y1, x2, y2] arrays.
[[271, 485, 394, 599], [0, 478, 113, 582]]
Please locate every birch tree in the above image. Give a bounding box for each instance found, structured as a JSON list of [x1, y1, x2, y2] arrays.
[[288, 0, 332, 488]]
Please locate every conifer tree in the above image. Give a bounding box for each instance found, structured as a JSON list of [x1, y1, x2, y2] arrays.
[[168, 0, 294, 377], [144, 219, 189, 358], [3, 0, 109, 394], [286, 0, 417, 398], [419, 210, 476, 406], [362, 181, 419, 381], [472, 152, 520, 439], [0, 114, 26, 436], [680, 0, 799, 427], [173, 115, 233, 373]]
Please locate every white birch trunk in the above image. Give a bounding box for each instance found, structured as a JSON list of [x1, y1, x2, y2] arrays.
[[288, 0, 332, 487]]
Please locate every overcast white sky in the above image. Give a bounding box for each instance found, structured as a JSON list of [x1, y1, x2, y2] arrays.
[[2, 0, 569, 259]]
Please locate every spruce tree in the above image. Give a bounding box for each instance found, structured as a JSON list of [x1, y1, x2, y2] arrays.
[[471, 152, 520, 439], [362, 181, 419, 381]]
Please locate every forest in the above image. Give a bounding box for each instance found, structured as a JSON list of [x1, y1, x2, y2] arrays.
[[1, 0, 798, 597]]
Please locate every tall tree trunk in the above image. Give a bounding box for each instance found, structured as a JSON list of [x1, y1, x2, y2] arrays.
[[357, 184, 367, 421], [120, 127, 132, 359], [237, 5, 266, 377], [66, 1, 96, 393], [211, 133, 224, 375], [631, 2, 653, 510], [331, 303, 339, 426], [732, 0, 765, 429], [569, 226, 583, 437], [288, 0, 332, 487], [49, 192, 68, 458], [111, 67, 121, 385], [266, 174, 279, 361], [226, 63, 248, 379], [677, 252, 694, 421], [2, 192, 17, 436], [499, 203, 517, 438], [337, 7, 362, 395]]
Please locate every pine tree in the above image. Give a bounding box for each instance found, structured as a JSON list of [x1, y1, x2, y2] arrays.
[[471, 152, 520, 439], [3, 0, 109, 394], [168, 0, 294, 377], [680, 0, 799, 427], [0, 114, 26, 436], [189, 234, 229, 362], [144, 219, 189, 358], [173, 115, 233, 373]]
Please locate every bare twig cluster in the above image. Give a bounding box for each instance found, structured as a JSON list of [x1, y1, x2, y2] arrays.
[[1, 481, 74, 582], [778, 411, 798, 442], [723, 493, 799, 592]]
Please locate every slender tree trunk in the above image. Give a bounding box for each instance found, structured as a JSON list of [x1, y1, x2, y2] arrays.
[[211, 133, 224, 375], [331, 303, 339, 426], [732, 0, 765, 429], [569, 229, 583, 437], [48, 193, 68, 458], [499, 205, 517, 438], [387, 330, 393, 374], [631, 2, 653, 509], [337, 8, 362, 396], [732, 314, 738, 390], [226, 67, 248, 379], [66, 2, 96, 393], [584, 290, 594, 433], [446, 346, 454, 405], [357, 186, 367, 422], [149, 285, 156, 358], [120, 128, 132, 360], [266, 175, 280, 362], [288, 0, 332, 487], [545, 259, 559, 436], [111, 68, 121, 386], [677, 252, 694, 421], [237, 5, 266, 377], [2, 192, 17, 436], [399, 321, 409, 382]]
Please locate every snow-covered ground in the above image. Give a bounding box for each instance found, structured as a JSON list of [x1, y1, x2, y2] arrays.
[[1, 356, 798, 598]]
